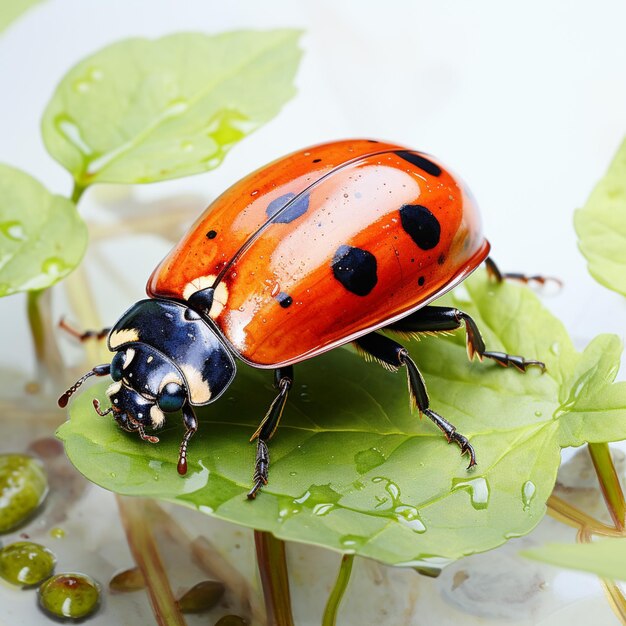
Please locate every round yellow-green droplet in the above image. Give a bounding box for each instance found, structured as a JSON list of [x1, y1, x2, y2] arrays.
[[49, 527, 65, 539], [215, 615, 248, 626], [0, 541, 56, 586], [38, 573, 100, 620], [178, 580, 225, 613], [0, 454, 48, 533]]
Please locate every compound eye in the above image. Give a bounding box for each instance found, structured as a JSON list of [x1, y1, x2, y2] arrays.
[[110, 351, 125, 381], [157, 382, 186, 413]]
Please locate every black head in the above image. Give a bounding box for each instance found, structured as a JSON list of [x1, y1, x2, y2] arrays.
[[58, 299, 237, 445]]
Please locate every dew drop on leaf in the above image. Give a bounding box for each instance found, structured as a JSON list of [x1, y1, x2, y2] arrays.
[[0, 221, 26, 242], [451, 477, 490, 510], [522, 480, 536, 511]]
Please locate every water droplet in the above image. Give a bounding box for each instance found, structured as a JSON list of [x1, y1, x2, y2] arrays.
[[534, 410, 543, 417], [354, 448, 386, 474], [522, 480, 536, 511], [289, 471, 297, 477], [89, 68, 104, 81], [286, 483, 341, 523], [394, 505, 426, 533], [54, 114, 93, 156], [181, 140, 194, 152], [166, 98, 189, 116], [49, 527, 65, 539], [277, 496, 301, 522], [452, 476, 490, 510], [339, 534, 366, 553], [110, 472, 116, 478], [550, 341, 560, 356], [41, 257, 68, 278], [0, 221, 26, 242], [312, 503, 334, 516], [73, 80, 90, 93]]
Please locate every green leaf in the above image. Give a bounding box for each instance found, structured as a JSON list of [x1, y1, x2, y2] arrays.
[[0, 0, 43, 34], [41, 31, 303, 187], [523, 538, 626, 581], [57, 273, 626, 566], [575, 138, 626, 296], [0, 164, 87, 296]]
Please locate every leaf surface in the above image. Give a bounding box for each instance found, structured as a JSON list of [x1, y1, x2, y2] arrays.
[[57, 273, 626, 566], [575, 138, 626, 295], [42, 31, 302, 186], [523, 538, 626, 582], [0, 164, 86, 296]]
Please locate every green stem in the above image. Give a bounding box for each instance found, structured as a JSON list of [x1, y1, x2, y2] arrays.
[[71, 182, 86, 204], [26, 289, 64, 388], [588, 443, 626, 531], [117, 496, 187, 626], [254, 531, 294, 626], [322, 554, 355, 626]]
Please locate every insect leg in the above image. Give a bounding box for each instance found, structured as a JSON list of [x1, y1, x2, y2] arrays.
[[354, 333, 476, 468], [59, 318, 111, 342], [485, 256, 561, 289], [177, 404, 198, 476], [387, 306, 545, 372], [247, 366, 293, 500]]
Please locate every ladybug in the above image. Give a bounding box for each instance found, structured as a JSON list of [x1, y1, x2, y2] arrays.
[[59, 139, 545, 499]]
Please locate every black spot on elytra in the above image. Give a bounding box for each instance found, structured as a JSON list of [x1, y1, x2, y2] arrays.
[[367, 139, 379, 143], [399, 204, 441, 250], [312, 158, 322, 163], [266, 192, 310, 223], [395, 151, 442, 177], [418, 276, 425, 286], [276, 292, 293, 308], [438, 253, 446, 265], [331, 245, 377, 296], [206, 230, 217, 239]]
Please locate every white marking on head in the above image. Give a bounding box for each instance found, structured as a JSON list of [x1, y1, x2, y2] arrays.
[[147, 355, 153, 364], [109, 328, 139, 349], [150, 405, 165, 428], [123, 348, 135, 369], [158, 371, 184, 393], [180, 364, 211, 404], [106, 381, 122, 397], [182, 274, 229, 319]]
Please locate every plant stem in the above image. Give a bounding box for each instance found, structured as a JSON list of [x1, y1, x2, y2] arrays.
[[63, 264, 109, 365], [600, 579, 626, 626], [322, 554, 355, 626], [254, 531, 294, 626], [117, 496, 187, 626], [546, 495, 622, 537], [588, 442, 626, 531], [26, 289, 64, 388], [71, 182, 86, 204]]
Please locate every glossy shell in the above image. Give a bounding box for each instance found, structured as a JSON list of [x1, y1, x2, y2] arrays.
[[148, 140, 489, 367]]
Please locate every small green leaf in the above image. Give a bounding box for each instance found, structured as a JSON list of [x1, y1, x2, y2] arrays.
[[0, 164, 87, 296], [575, 138, 626, 296], [57, 273, 626, 566], [42, 31, 303, 187], [0, 0, 43, 34], [523, 538, 626, 581]]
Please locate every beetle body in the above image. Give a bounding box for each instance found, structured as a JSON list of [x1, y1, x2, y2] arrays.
[[148, 139, 488, 366], [60, 139, 543, 497]]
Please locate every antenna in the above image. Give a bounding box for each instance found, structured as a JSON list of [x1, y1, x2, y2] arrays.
[[58, 364, 111, 408]]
